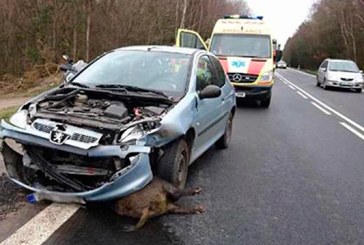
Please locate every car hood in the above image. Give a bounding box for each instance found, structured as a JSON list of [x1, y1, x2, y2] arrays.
[[218, 57, 273, 75], [6, 87, 174, 149], [328, 71, 363, 81]]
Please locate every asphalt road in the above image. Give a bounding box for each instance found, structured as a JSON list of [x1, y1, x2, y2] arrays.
[[1, 68, 364, 245]]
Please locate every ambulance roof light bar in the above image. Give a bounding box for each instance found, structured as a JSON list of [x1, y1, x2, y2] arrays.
[[224, 15, 264, 20]]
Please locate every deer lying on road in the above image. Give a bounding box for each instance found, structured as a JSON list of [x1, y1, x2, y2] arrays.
[[114, 177, 205, 231]]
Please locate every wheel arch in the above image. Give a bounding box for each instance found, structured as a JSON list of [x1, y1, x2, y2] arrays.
[[184, 128, 196, 150]]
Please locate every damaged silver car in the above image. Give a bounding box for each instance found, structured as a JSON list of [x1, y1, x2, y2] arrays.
[[0, 46, 236, 204]]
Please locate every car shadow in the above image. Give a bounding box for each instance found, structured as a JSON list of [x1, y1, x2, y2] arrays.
[[236, 99, 267, 109], [323, 87, 362, 94], [47, 202, 184, 245]]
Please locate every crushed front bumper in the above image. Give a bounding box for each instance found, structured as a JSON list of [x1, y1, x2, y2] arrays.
[[0, 120, 153, 203]]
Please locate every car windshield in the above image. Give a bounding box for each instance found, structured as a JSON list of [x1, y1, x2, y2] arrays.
[[210, 34, 271, 58], [329, 61, 359, 73], [72, 50, 191, 98]]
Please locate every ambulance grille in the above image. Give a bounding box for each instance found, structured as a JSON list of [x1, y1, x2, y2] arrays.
[[228, 73, 258, 83]]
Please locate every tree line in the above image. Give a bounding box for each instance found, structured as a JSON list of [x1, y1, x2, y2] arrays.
[[284, 0, 364, 70], [0, 0, 250, 77]]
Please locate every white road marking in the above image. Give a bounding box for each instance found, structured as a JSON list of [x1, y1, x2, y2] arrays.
[[276, 73, 364, 133], [288, 85, 296, 90], [0, 203, 80, 245], [288, 68, 316, 78], [311, 102, 331, 115], [297, 91, 308, 99], [340, 122, 364, 141]]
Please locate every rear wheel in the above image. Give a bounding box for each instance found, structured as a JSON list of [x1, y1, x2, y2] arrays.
[[215, 112, 233, 149], [157, 139, 190, 189]]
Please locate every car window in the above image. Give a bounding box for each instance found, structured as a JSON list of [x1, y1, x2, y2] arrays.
[[320, 61, 328, 69], [328, 61, 359, 72], [209, 55, 226, 88], [180, 32, 206, 50], [196, 56, 214, 91], [72, 50, 191, 99]]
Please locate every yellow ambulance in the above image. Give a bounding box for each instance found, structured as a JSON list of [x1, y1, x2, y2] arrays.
[[176, 15, 278, 107]]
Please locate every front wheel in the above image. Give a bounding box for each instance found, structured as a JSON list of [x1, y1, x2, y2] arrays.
[[260, 96, 271, 108], [355, 88, 362, 93], [157, 139, 190, 189], [215, 112, 233, 149], [322, 79, 329, 90], [316, 77, 320, 87]]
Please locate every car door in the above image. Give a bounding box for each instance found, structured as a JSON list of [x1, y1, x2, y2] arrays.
[[176, 29, 208, 50], [192, 55, 226, 159], [209, 55, 235, 114]]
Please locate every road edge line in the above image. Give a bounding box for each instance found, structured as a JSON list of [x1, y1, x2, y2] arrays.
[[311, 102, 331, 115], [0, 203, 80, 245], [297, 91, 308, 99], [340, 122, 364, 141], [276, 73, 364, 133], [288, 68, 316, 78]]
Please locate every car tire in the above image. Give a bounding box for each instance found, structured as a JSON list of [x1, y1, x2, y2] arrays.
[[215, 112, 233, 149], [316, 77, 320, 87], [322, 79, 329, 90], [260, 96, 271, 108], [260, 89, 272, 108], [157, 139, 190, 189], [355, 88, 362, 93]]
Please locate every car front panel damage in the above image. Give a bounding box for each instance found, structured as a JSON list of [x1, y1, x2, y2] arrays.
[[0, 87, 191, 203]]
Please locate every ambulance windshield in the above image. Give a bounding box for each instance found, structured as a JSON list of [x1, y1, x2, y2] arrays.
[[210, 34, 271, 58]]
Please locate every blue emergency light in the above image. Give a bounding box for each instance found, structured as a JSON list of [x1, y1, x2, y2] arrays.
[[224, 15, 263, 20]]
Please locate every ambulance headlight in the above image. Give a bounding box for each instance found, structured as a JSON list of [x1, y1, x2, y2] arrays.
[[258, 71, 273, 82]]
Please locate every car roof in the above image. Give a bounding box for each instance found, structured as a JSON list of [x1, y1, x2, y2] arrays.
[[114, 45, 202, 55], [326, 58, 356, 63]]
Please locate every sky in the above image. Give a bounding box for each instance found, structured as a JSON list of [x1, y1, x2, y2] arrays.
[[244, 0, 317, 48]]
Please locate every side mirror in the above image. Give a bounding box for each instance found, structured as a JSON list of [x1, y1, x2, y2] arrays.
[[321, 67, 327, 72], [360, 70, 363, 74], [198, 85, 221, 99]]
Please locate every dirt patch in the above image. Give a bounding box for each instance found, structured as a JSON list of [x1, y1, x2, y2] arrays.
[[0, 98, 29, 111], [0, 174, 28, 220]]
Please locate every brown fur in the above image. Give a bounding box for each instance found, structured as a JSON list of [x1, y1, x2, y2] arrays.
[[114, 177, 205, 231]]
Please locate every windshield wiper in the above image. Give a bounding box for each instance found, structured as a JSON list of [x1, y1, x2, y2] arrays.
[[69, 82, 90, 88], [330, 69, 356, 73], [95, 84, 173, 101]]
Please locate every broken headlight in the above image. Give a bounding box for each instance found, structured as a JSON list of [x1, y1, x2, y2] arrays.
[[9, 110, 28, 129], [119, 120, 160, 144], [119, 126, 144, 143]]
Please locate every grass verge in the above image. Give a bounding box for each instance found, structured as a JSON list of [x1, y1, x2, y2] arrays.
[[0, 106, 19, 121]]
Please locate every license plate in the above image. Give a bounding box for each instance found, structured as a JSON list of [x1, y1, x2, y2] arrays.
[[340, 82, 352, 86], [236, 92, 246, 98]]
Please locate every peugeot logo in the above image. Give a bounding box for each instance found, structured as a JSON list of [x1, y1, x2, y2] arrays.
[[50, 130, 70, 145], [232, 74, 243, 82]]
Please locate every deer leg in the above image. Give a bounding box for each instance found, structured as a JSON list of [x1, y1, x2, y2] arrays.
[[166, 187, 202, 201], [179, 187, 202, 196], [167, 203, 205, 215], [122, 207, 152, 232]]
